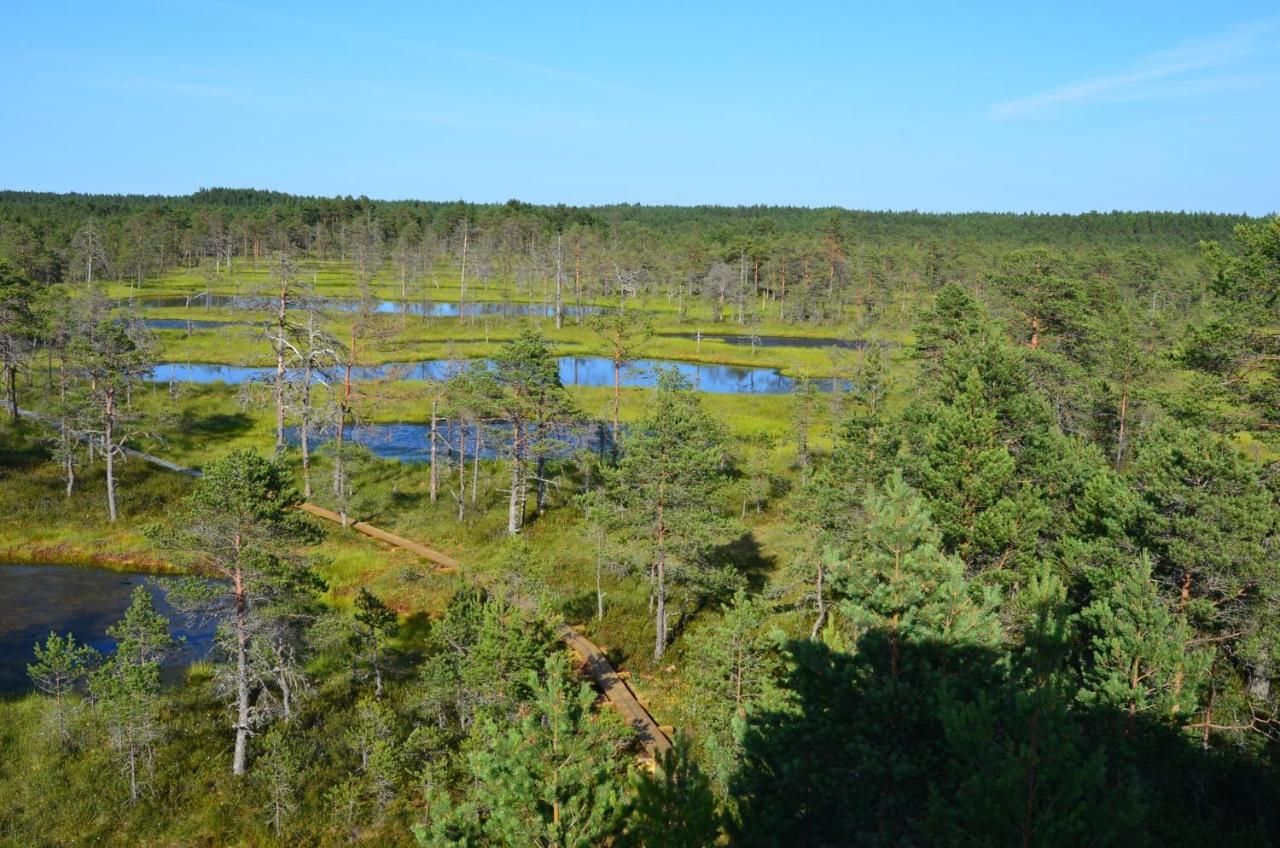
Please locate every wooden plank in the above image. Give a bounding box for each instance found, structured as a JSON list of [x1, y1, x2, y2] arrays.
[[296, 502, 460, 572], [557, 624, 673, 758]]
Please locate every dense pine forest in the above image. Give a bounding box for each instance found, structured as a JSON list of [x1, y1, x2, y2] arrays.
[[1, 190, 1279, 846]]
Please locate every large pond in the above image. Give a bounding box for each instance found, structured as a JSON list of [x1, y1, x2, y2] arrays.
[[149, 356, 848, 394], [132, 294, 602, 318], [0, 565, 216, 693]]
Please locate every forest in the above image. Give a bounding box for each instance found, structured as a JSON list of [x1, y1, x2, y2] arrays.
[[1, 190, 1278, 846]]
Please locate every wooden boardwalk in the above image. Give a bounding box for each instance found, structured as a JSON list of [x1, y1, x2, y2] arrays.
[[299, 504, 672, 758], [556, 625, 672, 757], [296, 502, 460, 572]]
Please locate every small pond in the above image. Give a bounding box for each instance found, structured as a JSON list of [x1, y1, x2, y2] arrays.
[[142, 318, 243, 330], [290, 420, 613, 463], [0, 565, 217, 693]]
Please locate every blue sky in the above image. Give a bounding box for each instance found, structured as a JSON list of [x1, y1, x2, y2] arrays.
[[2, 1, 1277, 212]]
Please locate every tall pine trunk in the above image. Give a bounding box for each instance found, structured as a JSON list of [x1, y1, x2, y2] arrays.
[[232, 552, 250, 776], [104, 389, 117, 522], [507, 419, 524, 534]]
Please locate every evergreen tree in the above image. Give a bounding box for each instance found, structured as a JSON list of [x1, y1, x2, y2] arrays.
[[489, 327, 578, 534], [351, 587, 398, 699], [68, 315, 153, 521], [929, 571, 1144, 848], [27, 631, 99, 745], [836, 471, 1002, 657], [908, 367, 1047, 576], [418, 655, 632, 848], [624, 736, 720, 848], [606, 368, 736, 660], [684, 589, 783, 801], [1128, 423, 1280, 742], [0, 260, 38, 419], [1078, 553, 1211, 724], [254, 726, 304, 837], [148, 448, 322, 775], [89, 586, 175, 803], [588, 305, 653, 445]]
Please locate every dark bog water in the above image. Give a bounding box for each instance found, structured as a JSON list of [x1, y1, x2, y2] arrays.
[[142, 318, 243, 330], [134, 293, 602, 318], [291, 419, 615, 463], [149, 357, 850, 394], [0, 565, 217, 693]]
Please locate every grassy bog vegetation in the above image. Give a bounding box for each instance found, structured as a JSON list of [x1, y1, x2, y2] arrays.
[[1, 192, 1279, 845]]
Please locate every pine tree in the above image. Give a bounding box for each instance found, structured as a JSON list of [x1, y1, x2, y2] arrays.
[[835, 470, 1002, 662], [351, 588, 398, 699], [624, 736, 720, 848], [418, 655, 632, 848], [27, 631, 99, 745], [1078, 553, 1210, 723], [89, 586, 175, 803], [255, 726, 304, 836], [909, 367, 1047, 576], [0, 260, 38, 419], [929, 572, 1145, 848], [489, 327, 578, 534], [148, 448, 322, 775], [606, 368, 735, 660], [68, 315, 153, 521], [685, 590, 782, 800]]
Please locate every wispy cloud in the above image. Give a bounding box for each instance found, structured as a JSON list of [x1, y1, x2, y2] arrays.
[[990, 19, 1279, 118]]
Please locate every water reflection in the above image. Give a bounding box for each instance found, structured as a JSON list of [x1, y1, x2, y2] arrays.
[[148, 357, 848, 394], [0, 565, 216, 692]]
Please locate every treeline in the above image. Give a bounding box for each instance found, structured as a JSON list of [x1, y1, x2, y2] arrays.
[[0, 189, 1251, 326]]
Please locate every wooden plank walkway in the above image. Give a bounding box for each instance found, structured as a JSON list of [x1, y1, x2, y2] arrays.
[[557, 625, 672, 757], [16, 406, 671, 757], [300, 505, 672, 757], [296, 502, 460, 572]]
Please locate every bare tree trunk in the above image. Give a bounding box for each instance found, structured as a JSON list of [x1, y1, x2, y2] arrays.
[[458, 226, 468, 322], [1114, 382, 1130, 471], [555, 232, 564, 330], [105, 390, 118, 522], [612, 358, 621, 445], [595, 535, 605, 621], [276, 645, 293, 720], [274, 284, 287, 453], [507, 420, 523, 535], [300, 369, 312, 499], [810, 562, 827, 640], [429, 399, 438, 503], [535, 455, 548, 514], [232, 555, 250, 776], [653, 498, 667, 661], [4, 365, 15, 420], [471, 425, 481, 504], [457, 419, 467, 523]]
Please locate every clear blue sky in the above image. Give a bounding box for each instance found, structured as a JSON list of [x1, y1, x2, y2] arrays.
[[2, 1, 1277, 213]]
